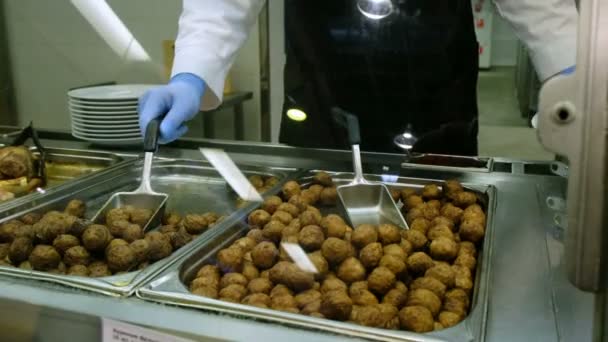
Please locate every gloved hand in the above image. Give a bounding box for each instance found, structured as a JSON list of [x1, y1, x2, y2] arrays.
[[138, 73, 206, 143], [531, 66, 575, 129]]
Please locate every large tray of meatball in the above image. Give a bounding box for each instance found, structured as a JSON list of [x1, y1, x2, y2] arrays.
[[0, 158, 296, 296], [137, 171, 495, 342]]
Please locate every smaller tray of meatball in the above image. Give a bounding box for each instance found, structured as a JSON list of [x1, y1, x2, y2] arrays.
[[0, 158, 296, 296], [137, 171, 495, 342]]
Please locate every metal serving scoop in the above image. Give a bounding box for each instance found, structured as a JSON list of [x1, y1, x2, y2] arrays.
[[331, 108, 409, 229], [92, 119, 167, 231]]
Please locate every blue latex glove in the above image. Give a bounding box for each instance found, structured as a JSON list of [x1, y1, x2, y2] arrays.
[[138, 73, 205, 144]]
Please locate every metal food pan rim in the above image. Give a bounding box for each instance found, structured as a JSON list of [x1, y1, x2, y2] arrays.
[[138, 172, 495, 341]]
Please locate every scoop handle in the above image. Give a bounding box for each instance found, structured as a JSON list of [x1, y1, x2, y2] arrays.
[[144, 118, 161, 152], [331, 107, 361, 146]]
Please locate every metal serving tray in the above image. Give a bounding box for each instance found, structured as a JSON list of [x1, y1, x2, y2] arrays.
[[0, 159, 297, 297], [138, 171, 495, 342], [403, 154, 494, 173]]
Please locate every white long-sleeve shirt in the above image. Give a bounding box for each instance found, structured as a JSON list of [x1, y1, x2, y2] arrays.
[[172, 0, 578, 110]]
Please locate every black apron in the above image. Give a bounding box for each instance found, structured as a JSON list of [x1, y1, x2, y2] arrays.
[[279, 0, 479, 155]]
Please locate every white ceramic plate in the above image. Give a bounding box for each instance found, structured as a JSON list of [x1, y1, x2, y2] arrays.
[[70, 113, 139, 122], [69, 99, 139, 106], [68, 84, 159, 101], [69, 103, 139, 111], [70, 108, 139, 116], [71, 120, 140, 129], [71, 128, 142, 138], [71, 125, 140, 134]]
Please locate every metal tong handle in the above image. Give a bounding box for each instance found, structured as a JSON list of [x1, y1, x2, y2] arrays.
[[331, 107, 366, 184], [138, 119, 161, 193]]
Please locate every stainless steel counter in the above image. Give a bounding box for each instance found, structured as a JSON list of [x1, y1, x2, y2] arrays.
[[0, 133, 596, 342]]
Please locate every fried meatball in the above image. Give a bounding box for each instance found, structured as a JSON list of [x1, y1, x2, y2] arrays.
[[246, 277, 271, 294], [192, 286, 219, 299], [458, 241, 477, 257], [383, 287, 408, 308], [426, 200, 442, 211], [379, 254, 406, 275], [28, 245, 61, 271], [9, 223, 33, 241], [81, 225, 111, 252], [242, 293, 271, 308], [220, 273, 248, 289], [248, 210, 271, 228], [63, 245, 90, 266], [52, 234, 79, 255], [321, 238, 354, 265], [383, 244, 407, 260], [167, 227, 193, 250], [313, 171, 333, 187], [269, 212, 292, 227], [300, 300, 322, 315], [129, 239, 150, 263], [280, 180, 300, 199], [33, 219, 69, 244], [321, 277, 348, 294], [251, 241, 278, 270], [106, 219, 129, 237], [105, 208, 130, 227], [64, 199, 86, 218], [400, 188, 417, 200], [349, 280, 368, 296], [437, 311, 462, 328], [459, 220, 485, 244], [181, 214, 208, 235], [66, 264, 89, 277], [351, 224, 378, 248], [411, 276, 447, 299], [144, 231, 173, 261], [410, 218, 431, 235], [454, 191, 477, 208], [127, 208, 152, 227], [190, 276, 219, 291], [359, 242, 383, 269], [301, 189, 320, 206], [404, 195, 424, 211], [281, 223, 300, 239], [350, 305, 384, 327], [298, 225, 324, 251], [399, 306, 434, 332], [420, 203, 440, 221], [271, 294, 298, 312], [248, 175, 264, 189], [389, 188, 401, 203], [294, 289, 322, 309], [352, 290, 379, 306], [246, 229, 265, 244], [407, 252, 434, 274], [444, 289, 470, 316], [405, 206, 424, 225], [453, 267, 473, 294], [454, 252, 477, 271], [238, 260, 257, 280], [261, 196, 283, 214], [368, 266, 396, 295], [427, 225, 454, 241], [444, 180, 464, 199], [440, 203, 464, 224], [400, 239, 413, 256], [336, 257, 366, 284], [285, 195, 308, 214], [320, 290, 352, 320], [0, 243, 9, 260], [422, 184, 442, 200], [106, 245, 136, 272], [217, 247, 244, 273], [431, 216, 455, 231], [274, 204, 298, 219], [377, 224, 401, 245], [308, 184, 324, 197], [162, 212, 181, 226], [406, 288, 441, 316], [319, 187, 338, 206], [375, 304, 400, 329], [270, 284, 293, 297], [307, 251, 329, 279], [429, 237, 458, 261], [20, 213, 42, 226], [219, 284, 247, 303], [196, 264, 220, 280], [262, 220, 285, 242], [9, 237, 33, 264], [232, 237, 256, 253], [296, 209, 319, 227], [269, 261, 315, 291], [425, 264, 455, 288], [403, 229, 428, 251]]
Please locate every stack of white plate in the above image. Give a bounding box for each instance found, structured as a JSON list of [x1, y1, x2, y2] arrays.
[[67, 84, 159, 146]]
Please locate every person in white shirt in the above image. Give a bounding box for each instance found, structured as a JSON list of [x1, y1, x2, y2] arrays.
[[139, 0, 577, 154]]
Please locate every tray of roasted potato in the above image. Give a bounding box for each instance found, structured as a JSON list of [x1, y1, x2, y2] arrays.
[[137, 171, 495, 341], [0, 158, 296, 296]]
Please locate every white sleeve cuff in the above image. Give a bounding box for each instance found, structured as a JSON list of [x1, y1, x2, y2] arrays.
[[529, 36, 577, 82], [171, 45, 229, 111]]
